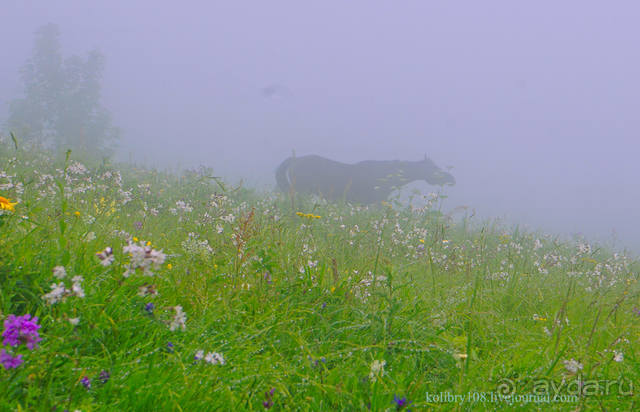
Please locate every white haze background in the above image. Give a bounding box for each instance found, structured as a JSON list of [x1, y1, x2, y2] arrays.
[[1, 1, 639, 252]]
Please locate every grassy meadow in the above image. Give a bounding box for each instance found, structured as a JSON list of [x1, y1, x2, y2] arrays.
[[0, 142, 638, 411]]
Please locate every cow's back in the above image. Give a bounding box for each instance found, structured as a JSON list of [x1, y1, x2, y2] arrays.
[[285, 155, 353, 200]]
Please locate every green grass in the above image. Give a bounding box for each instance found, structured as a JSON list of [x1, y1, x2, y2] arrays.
[[0, 143, 638, 411]]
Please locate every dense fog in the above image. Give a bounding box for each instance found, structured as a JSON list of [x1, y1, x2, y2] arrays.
[[2, 1, 639, 252]]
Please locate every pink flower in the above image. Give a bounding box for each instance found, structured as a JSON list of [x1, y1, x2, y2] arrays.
[[0, 349, 23, 369], [2, 314, 42, 350]]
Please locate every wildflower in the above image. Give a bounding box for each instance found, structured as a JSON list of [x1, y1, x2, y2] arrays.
[[0, 196, 17, 211], [144, 302, 155, 314], [263, 388, 275, 409], [195, 350, 204, 361], [175, 200, 193, 212], [219, 214, 235, 224], [296, 212, 321, 219], [614, 351, 624, 362], [633, 307, 640, 317], [138, 284, 158, 297], [96, 247, 114, 266], [148, 249, 166, 266], [71, 276, 85, 298], [369, 359, 386, 382], [81, 376, 91, 389], [99, 370, 110, 384], [204, 351, 225, 365], [393, 395, 412, 410], [169, 306, 187, 331], [123, 240, 166, 277], [0, 349, 23, 369], [563, 358, 583, 374], [74, 211, 81, 217], [133, 221, 143, 230], [167, 263, 172, 270], [43, 283, 67, 305], [69, 317, 80, 326], [166, 342, 175, 353], [53, 266, 67, 279], [2, 314, 42, 350]]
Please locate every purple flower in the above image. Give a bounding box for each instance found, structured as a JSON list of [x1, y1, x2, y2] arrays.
[[145, 302, 155, 314], [2, 314, 42, 350], [81, 376, 91, 389], [167, 342, 174, 353], [393, 395, 411, 410], [393, 395, 411, 411], [263, 387, 275, 409], [633, 307, 640, 317], [0, 349, 23, 369], [134, 221, 143, 230], [99, 370, 110, 384]]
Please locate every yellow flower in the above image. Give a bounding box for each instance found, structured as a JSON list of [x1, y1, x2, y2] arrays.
[[74, 211, 81, 216], [146, 241, 151, 246], [0, 196, 17, 212], [167, 263, 173, 269], [296, 212, 321, 219], [133, 237, 139, 242], [419, 239, 425, 244], [330, 286, 336, 293]]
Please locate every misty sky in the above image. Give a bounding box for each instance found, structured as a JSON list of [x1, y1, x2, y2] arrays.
[[1, 1, 639, 252]]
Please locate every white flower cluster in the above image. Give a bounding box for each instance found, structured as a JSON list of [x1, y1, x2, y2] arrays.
[[122, 240, 166, 277], [175, 200, 193, 213], [563, 358, 583, 374], [195, 349, 225, 365], [169, 305, 187, 331], [96, 246, 114, 266], [369, 359, 386, 382], [42, 266, 85, 305], [181, 232, 213, 256]]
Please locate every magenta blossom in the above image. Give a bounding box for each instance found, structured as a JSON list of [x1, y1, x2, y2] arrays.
[[2, 314, 42, 350], [0, 349, 24, 369]]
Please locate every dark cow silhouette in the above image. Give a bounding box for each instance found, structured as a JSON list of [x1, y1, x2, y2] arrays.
[[276, 155, 455, 204]]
